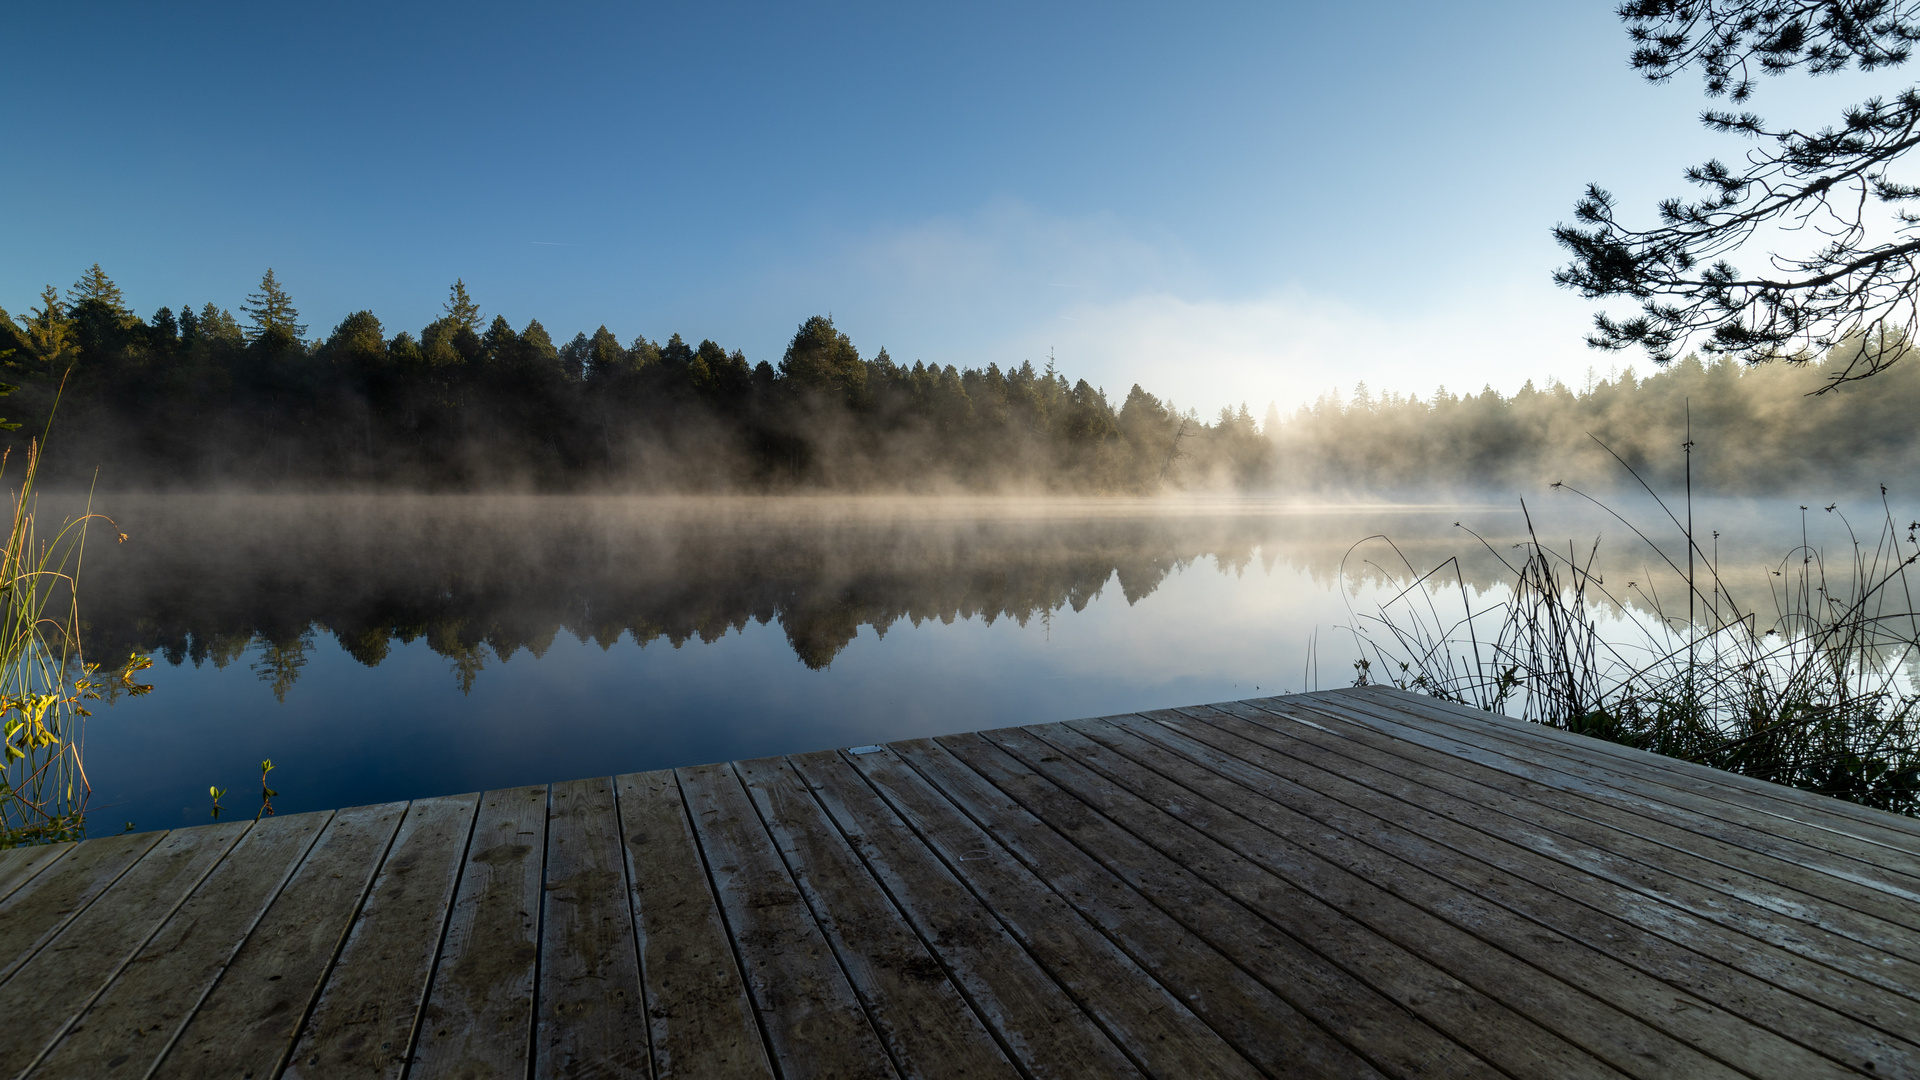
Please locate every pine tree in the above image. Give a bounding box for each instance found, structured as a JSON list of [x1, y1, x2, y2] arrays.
[[481, 315, 518, 366], [241, 269, 306, 342], [521, 320, 559, 369], [67, 263, 130, 319], [23, 286, 76, 365], [444, 280, 481, 333], [778, 315, 865, 402]]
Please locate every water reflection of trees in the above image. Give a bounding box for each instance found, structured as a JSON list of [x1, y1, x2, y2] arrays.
[[69, 494, 1876, 696]]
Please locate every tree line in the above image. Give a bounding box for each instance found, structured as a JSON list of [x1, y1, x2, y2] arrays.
[[0, 266, 1271, 491], [1270, 337, 1920, 497]]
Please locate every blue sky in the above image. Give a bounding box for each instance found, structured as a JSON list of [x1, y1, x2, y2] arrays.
[[3, 1, 1901, 414]]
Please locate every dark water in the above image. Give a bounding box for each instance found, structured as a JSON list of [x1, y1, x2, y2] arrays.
[[65, 489, 1875, 832]]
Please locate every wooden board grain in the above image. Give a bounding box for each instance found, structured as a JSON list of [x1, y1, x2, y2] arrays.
[[0, 831, 162, 984], [787, 750, 1143, 1080], [0, 821, 249, 1078], [1119, 709, 1892, 1077], [845, 742, 1266, 1080], [410, 785, 549, 1080], [1189, 701, 1920, 1037], [534, 777, 649, 1079], [283, 794, 480, 1080], [983, 722, 1634, 1080], [615, 769, 770, 1080], [151, 802, 407, 1080], [677, 761, 893, 1080], [1336, 687, 1920, 891], [1277, 695, 1920, 980], [904, 733, 1388, 1080], [736, 754, 1016, 1080], [0, 843, 73, 905], [1353, 685, 1920, 847], [926, 726, 1494, 1080], [11, 687, 1909, 1080], [28, 811, 331, 1080]]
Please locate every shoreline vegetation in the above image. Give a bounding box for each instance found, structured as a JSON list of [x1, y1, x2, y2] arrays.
[[1349, 478, 1920, 815], [0, 436, 151, 847], [9, 267, 1920, 495]]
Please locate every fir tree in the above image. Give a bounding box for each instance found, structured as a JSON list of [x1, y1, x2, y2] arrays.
[[23, 286, 76, 365], [445, 279, 482, 333], [241, 269, 306, 342], [67, 263, 130, 319], [778, 315, 865, 403]]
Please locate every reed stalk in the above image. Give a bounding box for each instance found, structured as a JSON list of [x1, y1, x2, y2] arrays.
[[1346, 465, 1920, 814], [0, 439, 151, 846]]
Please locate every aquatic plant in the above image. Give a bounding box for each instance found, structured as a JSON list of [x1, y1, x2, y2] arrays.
[[1347, 448, 1920, 815], [0, 438, 152, 846]]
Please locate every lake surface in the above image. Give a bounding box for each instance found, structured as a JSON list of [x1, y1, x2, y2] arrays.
[[61, 490, 1891, 832]]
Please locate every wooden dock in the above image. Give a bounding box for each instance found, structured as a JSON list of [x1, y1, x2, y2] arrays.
[[1, 686, 1917, 1078]]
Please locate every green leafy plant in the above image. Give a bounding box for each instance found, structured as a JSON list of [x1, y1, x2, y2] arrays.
[[0, 435, 153, 846], [255, 759, 276, 819]]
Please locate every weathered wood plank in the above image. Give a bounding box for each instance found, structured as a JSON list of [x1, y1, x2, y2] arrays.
[[677, 761, 894, 1079], [0, 821, 248, 1077], [735, 754, 1016, 1080], [28, 811, 331, 1080], [1341, 688, 1920, 882], [904, 734, 1391, 1079], [0, 831, 162, 983], [1353, 685, 1920, 846], [1055, 716, 1776, 1078], [1124, 708, 1903, 1077], [984, 722, 1640, 1080], [924, 729, 1494, 1080], [410, 785, 549, 1080], [615, 769, 771, 1080], [283, 793, 480, 1080], [1278, 695, 1920, 977], [534, 777, 648, 1079], [845, 742, 1267, 1080], [787, 750, 1142, 1080], [151, 802, 407, 1080], [1194, 700, 1920, 1033], [0, 843, 73, 904]]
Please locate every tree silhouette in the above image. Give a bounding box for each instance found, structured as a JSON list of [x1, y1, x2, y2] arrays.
[[1556, 1, 1920, 385], [241, 269, 306, 343]]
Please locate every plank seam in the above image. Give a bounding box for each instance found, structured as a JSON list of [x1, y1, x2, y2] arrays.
[[398, 793, 485, 1080], [1340, 690, 1920, 871], [0, 844, 73, 905], [1275, 697, 1920, 932], [0, 830, 169, 989], [271, 801, 416, 1080], [1244, 698, 1920, 963], [136, 812, 337, 1080], [1025, 720, 1616, 1080], [607, 778, 659, 1080], [905, 734, 1384, 1080], [1138, 710, 1913, 1072], [525, 784, 552, 1080], [1351, 687, 1920, 844], [787, 753, 1040, 1080], [673, 768, 785, 1080], [730, 760, 904, 1080], [841, 746, 1168, 1080], [1343, 691, 1920, 879], [11, 821, 258, 1080]]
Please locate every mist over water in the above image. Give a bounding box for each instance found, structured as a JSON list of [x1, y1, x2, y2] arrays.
[[62, 490, 1899, 830]]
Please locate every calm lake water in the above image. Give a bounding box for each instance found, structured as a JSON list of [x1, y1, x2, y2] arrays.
[[62, 490, 1884, 831]]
